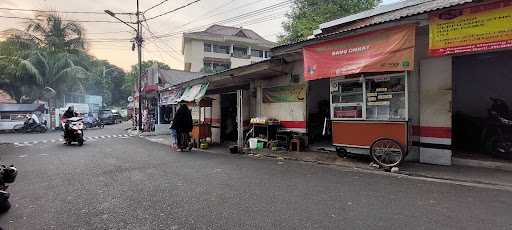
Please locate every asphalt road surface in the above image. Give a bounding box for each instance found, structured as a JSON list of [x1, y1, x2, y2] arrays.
[[0, 125, 511, 230]]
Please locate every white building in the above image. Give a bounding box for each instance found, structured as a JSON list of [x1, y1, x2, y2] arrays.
[[182, 25, 275, 72]]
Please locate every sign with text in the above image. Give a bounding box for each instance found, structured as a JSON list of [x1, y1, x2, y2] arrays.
[[429, 0, 512, 56], [262, 85, 305, 103], [303, 24, 415, 80]]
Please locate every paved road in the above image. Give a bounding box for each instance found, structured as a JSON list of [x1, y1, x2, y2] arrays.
[[0, 122, 131, 144], [0, 126, 511, 229]]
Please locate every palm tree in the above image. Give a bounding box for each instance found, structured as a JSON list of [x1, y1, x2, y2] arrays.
[[0, 37, 41, 102], [26, 14, 86, 52], [24, 50, 90, 101]]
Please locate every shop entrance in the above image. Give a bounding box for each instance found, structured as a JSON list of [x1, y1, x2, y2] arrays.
[[307, 79, 332, 148], [221, 93, 238, 142], [453, 50, 512, 160]]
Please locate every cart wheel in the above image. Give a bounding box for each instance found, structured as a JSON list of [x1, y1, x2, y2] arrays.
[[370, 138, 405, 168], [335, 146, 347, 158]]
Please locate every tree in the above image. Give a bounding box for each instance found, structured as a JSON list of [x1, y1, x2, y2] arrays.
[[0, 37, 41, 102], [279, 0, 381, 44], [23, 50, 90, 102], [26, 14, 85, 51], [84, 59, 126, 106], [122, 60, 171, 100], [0, 14, 89, 103]]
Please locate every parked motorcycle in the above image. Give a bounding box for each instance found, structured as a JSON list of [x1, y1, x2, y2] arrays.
[[481, 98, 512, 159], [83, 116, 104, 129], [13, 120, 47, 133], [63, 117, 85, 146], [0, 164, 18, 213]]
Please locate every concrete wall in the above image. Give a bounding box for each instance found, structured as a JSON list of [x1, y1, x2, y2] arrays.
[[183, 38, 271, 72], [210, 94, 221, 144], [258, 60, 307, 133], [183, 39, 205, 72], [418, 54, 453, 165]]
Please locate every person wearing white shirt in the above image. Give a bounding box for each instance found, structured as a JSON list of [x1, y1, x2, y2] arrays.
[[31, 113, 40, 124]]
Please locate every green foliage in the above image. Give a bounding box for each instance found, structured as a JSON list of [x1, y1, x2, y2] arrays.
[[122, 60, 172, 100], [0, 13, 129, 106], [26, 14, 85, 51], [279, 0, 381, 44]]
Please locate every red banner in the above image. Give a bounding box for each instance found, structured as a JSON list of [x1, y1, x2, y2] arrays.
[[303, 24, 416, 80]]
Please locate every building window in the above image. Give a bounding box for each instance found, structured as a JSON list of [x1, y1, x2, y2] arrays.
[[204, 43, 212, 52], [264, 51, 272, 58], [0, 113, 10, 120], [203, 61, 231, 72], [252, 49, 264, 58], [213, 44, 230, 54], [330, 73, 406, 121], [233, 46, 248, 58]]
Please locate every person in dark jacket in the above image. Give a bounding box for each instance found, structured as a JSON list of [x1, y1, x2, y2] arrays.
[[62, 106, 78, 140], [171, 103, 193, 151], [63, 106, 78, 119]]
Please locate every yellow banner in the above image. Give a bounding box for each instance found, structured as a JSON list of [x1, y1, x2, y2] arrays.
[[429, 1, 512, 56]]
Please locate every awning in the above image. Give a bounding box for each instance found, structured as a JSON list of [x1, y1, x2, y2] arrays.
[[159, 88, 182, 105], [179, 83, 209, 103]]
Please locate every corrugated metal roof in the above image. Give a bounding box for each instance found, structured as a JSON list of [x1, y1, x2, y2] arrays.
[[319, 0, 434, 30], [273, 0, 474, 52], [158, 69, 204, 86], [329, 0, 474, 33]]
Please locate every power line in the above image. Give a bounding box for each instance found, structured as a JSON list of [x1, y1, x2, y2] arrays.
[[146, 0, 291, 39], [87, 30, 133, 35], [141, 22, 183, 62], [180, 0, 272, 28], [143, 0, 170, 13], [0, 15, 134, 24], [143, 0, 201, 22], [178, 0, 236, 28], [0, 7, 132, 15]]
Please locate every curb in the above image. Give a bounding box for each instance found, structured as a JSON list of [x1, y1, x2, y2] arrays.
[[452, 157, 512, 172], [140, 135, 512, 191]]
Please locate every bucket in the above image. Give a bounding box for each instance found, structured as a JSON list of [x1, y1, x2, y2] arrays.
[[249, 138, 258, 149]]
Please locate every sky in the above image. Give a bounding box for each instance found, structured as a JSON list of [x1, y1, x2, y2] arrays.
[[0, 0, 402, 71]]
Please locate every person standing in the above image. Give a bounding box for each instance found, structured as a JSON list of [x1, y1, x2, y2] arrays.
[[171, 102, 193, 151]]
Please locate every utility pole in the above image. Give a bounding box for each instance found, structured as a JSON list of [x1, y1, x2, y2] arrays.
[[136, 0, 143, 132], [105, 0, 199, 132], [105, 1, 143, 132]]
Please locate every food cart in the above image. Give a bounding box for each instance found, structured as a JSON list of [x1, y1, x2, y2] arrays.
[[303, 24, 416, 168], [330, 73, 408, 168], [191, 97, 213, 147]]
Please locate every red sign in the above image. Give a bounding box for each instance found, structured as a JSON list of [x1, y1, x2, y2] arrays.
[[303, 24, 416, 80]]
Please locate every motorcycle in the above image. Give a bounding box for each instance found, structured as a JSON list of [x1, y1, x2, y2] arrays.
[[0, 164, 18, 213], [13, 120, 47, 133], [62, 117, 85, 146], [481, 98, 512, 159], [83, 116, 104, 129]]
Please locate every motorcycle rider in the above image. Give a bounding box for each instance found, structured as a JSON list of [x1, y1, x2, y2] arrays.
[[62, 106, 78, 139], [30, 112, 40, 126]]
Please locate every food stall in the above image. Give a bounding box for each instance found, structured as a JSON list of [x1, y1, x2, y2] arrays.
[[303, 24, 416, 167], [179, 83, 211, 147], [191, 97, 213, 147]]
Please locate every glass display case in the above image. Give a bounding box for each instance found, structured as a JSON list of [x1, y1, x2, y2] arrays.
[[330, 73, 407, 121]]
